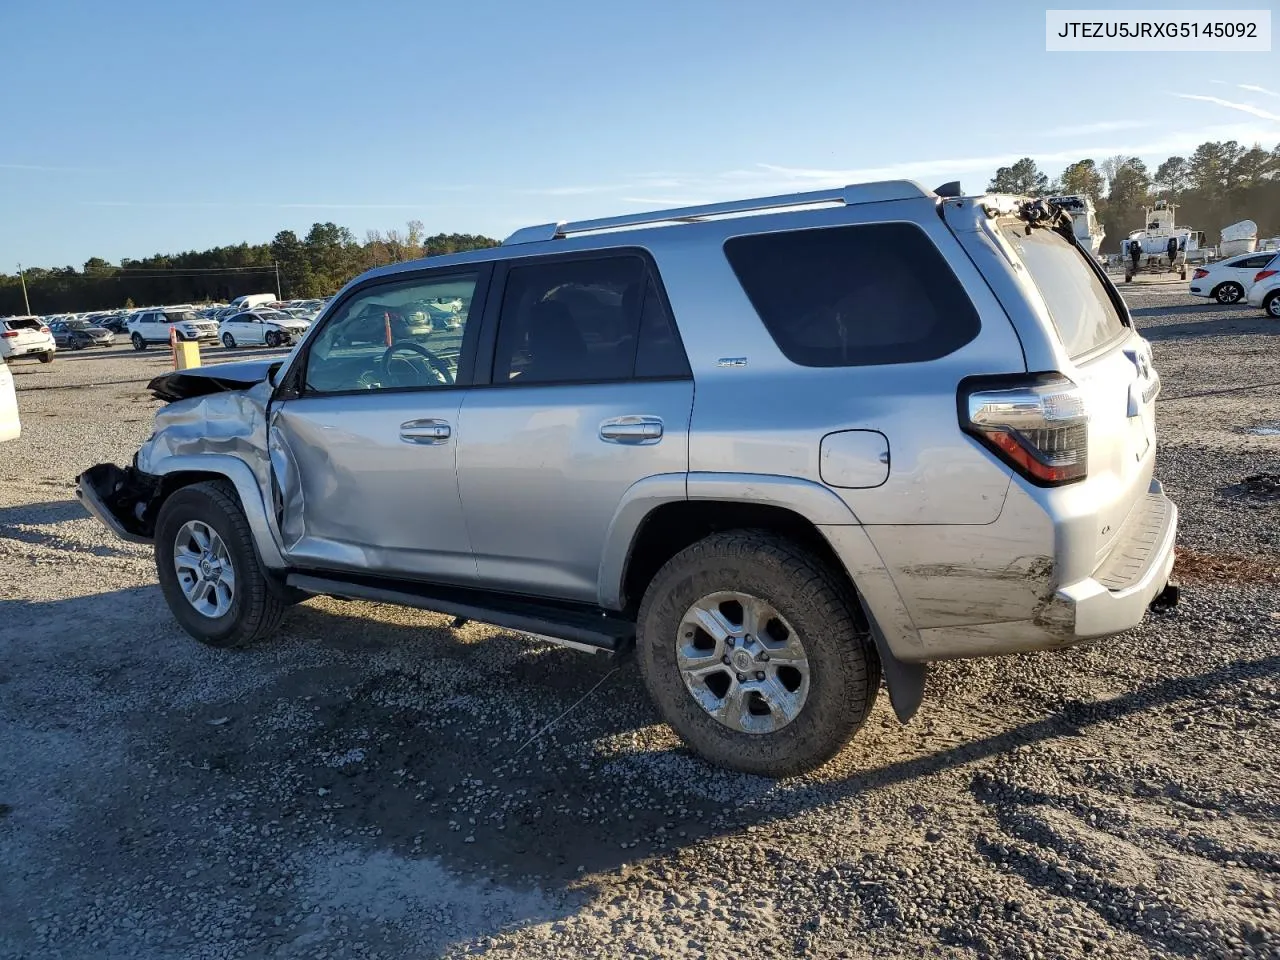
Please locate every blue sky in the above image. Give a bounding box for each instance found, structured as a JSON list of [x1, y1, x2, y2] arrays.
[[2, 0, 1277, 269]]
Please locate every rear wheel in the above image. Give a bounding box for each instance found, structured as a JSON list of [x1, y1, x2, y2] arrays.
[[222, 333, 236, 348], [1214, 282, 1244, 304], [1265, 292, 1280, 319], [636, 531, 880, 777], [154, 480, 286, 649], [39, 352, 53, 364], [131, 333, 146, 351], [1124, 273, 1133, 283]]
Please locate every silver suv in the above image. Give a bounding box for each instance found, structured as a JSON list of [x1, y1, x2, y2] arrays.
[[77, 181, 1178, 777]]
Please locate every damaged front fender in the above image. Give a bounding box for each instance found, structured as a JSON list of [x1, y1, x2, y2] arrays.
[[77, 373, 287, 570]]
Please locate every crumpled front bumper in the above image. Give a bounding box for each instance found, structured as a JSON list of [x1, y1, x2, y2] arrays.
[[75, 463, 156, 544]]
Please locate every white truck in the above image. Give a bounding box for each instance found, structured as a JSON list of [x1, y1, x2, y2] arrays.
[[228, 294, 277, 311]]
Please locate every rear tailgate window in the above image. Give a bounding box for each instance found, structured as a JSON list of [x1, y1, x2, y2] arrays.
[[6, 319, 41, 331], [1000, 226, 1126, 358]]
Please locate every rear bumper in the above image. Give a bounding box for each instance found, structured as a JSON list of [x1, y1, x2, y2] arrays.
[[915, 483, 1178, 659], [1, 341, 54, 357]]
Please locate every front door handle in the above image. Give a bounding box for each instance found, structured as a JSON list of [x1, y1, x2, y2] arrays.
[[399, 419, 451, 444], [599, 416, 663, 445]]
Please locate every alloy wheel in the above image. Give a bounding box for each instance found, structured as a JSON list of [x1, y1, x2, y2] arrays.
[[676, 591, 810, 734], [172, 520, 237, 619]]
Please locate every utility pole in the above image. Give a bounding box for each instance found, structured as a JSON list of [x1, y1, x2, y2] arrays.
[[273, 261, 281, 301], [16, 264, 31, 315]]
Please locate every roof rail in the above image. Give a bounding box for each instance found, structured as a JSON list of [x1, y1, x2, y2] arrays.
[[502, 179, 933, 245]]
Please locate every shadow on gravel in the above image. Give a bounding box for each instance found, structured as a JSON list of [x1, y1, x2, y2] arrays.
[[7, 582, 1279, 955], [0, 498, 88, 525]]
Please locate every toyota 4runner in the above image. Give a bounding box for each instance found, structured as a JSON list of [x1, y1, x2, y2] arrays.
[[77, 180, 1178, 777]]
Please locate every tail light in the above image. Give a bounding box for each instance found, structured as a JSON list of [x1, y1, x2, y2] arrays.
[[0, 331, 17, 339], [39, 326, 50, 333], [1192, 268, 1209, 279], [960, 374, 1089, 486], [1256, 269, 1277, 283]]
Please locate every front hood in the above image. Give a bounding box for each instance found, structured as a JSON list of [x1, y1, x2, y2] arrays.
[[147, 358, 284, 402]]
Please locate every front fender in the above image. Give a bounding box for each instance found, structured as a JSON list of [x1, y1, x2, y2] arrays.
[[148, 454, 286, 570]]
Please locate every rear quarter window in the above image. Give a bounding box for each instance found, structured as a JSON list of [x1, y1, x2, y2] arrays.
[[1000, 225, 1126, 358], [723, 222, 981, 367]]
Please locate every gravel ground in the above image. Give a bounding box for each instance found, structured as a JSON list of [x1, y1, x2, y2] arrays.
[[1, 289, 1277, 960]]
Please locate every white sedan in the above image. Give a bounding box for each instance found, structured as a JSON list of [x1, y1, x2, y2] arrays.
[[1245, 258, 1280, 317], [1188, 252, 1276, 304], [218, 310, 311, 349]]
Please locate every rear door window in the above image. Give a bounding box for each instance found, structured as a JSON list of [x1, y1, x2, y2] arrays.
[[491, 255, 648, 384], [1000, 224, 1126, 358], [723, 223, 981, 367]]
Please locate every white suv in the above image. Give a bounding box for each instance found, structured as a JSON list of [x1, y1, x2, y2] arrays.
[[0, 317, 56, 364], [128, 306, 220, 350], [0, 355, 19, 442]]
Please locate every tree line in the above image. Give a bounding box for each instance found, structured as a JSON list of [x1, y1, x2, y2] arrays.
[[989, 139, 1280, 253], [0, 220, 499, 316]]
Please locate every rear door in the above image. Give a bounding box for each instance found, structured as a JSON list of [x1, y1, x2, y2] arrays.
[[456, 251, 694, 603], [1236, 254, 1274, 291], [0, 357, 20, 442]]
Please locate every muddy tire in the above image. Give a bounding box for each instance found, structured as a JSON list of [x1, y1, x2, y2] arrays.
[[154, 480, 285, 649], [636, 531, 880, 778]]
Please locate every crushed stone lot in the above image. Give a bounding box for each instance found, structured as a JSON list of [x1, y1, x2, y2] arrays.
[[1, 289, 1278, 960]]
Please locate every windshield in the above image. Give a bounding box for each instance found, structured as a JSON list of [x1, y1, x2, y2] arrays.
[[1000, 224, 1127, 358]]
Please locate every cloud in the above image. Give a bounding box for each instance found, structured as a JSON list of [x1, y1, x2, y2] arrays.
[[1, 162, 101, 172], [1044, 120, 1153, 138], [1175, 93, 1280, 122], [1238, 83, 1280, 99]]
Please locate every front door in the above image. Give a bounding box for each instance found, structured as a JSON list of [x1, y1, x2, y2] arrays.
[[269, 267, 489, 584], [456, 252, 694, 603]]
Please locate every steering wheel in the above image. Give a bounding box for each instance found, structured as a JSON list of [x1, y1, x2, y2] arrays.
[[378, 340, 454, 386]]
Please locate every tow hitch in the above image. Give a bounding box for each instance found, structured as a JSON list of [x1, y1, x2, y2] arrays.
[[1151, 579, 1180, 611]]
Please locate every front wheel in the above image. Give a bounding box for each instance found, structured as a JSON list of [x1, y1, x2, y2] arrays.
[[131, 333, 146, 351], [1124, 273, 1133, 283], [636, 531, 880, 777], [264, 330, 282, 348], [222, 333, 236, 349], [154, 480, 286, 648], [1265, 293, 1280, 319]]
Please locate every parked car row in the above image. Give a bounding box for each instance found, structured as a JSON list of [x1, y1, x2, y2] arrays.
[[1189, 251, 1280, 316]]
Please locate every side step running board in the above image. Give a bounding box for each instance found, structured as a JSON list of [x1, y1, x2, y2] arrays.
[[287, 573, 634, 656]]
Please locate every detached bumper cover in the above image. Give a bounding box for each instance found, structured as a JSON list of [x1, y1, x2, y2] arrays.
[[75, 463, 157, 544]]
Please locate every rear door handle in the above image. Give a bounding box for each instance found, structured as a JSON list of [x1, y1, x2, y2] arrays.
[[399, 419, 451, 444], [599, 416, 663, 445]]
